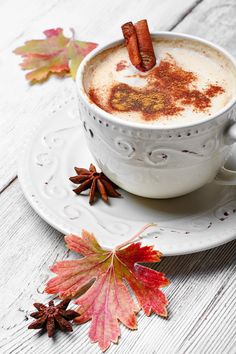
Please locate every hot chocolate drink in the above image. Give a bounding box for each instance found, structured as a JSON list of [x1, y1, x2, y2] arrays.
[[83, 38, 236, 126]]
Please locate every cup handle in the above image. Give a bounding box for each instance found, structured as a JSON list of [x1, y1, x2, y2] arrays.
[[215, 122, 236, 185]]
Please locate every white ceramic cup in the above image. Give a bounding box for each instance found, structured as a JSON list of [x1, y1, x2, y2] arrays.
[[76, 32, 236, 199]]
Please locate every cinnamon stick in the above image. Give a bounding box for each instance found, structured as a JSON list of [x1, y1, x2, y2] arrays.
[[121, 19, 156, 72], [135, 20, 156, 71], [121, 22, 141, 69]]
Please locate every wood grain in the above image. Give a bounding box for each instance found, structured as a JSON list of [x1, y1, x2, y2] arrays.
[[173, 0, 236, 57], [1, 0, 236, 353]]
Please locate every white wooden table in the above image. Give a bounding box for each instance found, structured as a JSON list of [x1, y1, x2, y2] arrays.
[[1, 1, 236, 353]]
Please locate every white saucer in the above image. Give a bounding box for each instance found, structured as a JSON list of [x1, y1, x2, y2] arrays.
[[18, 96, 236, 256]]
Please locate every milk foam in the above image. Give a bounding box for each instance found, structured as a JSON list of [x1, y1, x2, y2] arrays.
[[83, 39, 236, 126]]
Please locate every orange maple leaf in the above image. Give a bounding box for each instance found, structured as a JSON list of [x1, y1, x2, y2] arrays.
[[13, 28, 97, 82], [45, 225, 169, 351]]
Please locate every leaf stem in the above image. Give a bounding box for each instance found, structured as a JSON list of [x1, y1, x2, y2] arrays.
[[69, 27, 76, 41], [114, 223, 156, 251]]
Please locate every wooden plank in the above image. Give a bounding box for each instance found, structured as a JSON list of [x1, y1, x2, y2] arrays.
[[0, 0, 61, 49], [173, 0, 236, 57], [0, 0, 200, 191], [0, 180, 235, 353]]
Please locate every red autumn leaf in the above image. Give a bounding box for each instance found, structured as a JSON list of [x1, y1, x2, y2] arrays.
[[13, 28, 97, 83], [45, 225, 169, 351]]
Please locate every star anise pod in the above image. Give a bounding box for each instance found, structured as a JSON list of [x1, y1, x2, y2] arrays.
[[28, 299, 79, 337], [69, 163, 121, 205]]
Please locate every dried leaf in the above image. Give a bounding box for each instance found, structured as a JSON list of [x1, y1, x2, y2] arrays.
[[14, 28, 97, 83], [45, 227, 169, 351]]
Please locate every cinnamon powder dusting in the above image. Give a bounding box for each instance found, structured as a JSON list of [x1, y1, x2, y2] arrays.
[[89, 60, 225, 120], [116, 60, 128, 71]]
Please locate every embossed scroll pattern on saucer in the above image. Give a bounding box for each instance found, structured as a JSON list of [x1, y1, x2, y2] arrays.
[[18, 97, 236, 255]]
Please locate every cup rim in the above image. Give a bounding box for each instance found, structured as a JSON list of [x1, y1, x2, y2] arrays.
[[76, 31, 236, 130]]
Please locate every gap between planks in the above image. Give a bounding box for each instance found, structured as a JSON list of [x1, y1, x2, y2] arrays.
[[169, 0, 205, 31], [0, 176, 18, 195]]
